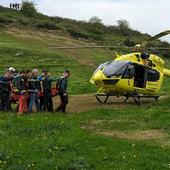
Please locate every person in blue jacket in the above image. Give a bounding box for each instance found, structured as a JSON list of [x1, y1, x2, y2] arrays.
[[28, 69, 41, 113]]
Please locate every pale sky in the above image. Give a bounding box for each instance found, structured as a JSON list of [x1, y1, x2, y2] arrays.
[[1, 0, 170, 42]]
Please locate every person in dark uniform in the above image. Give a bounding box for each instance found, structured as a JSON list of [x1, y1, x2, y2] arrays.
[[16, 70, 28, 114], [28, 69, 41, 113], [17, 3, 20, 10], [38, 70, 46, 111], [55, 70, 70, 113], [42, 70, 53, 112], [12, 70, 20, 90], [0, 72, 13, 111]]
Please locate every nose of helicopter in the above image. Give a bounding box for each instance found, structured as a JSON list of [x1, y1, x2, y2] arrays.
[[90, 71, 107, 85]]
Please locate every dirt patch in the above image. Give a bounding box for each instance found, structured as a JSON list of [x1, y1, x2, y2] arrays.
[[96, 130, 167, 140], [5, 28, 46, 40], [53, 94, 126, 113], [82, 118, 168, 141], [5, 27, 90, 46], [53, 94, 167, 113]]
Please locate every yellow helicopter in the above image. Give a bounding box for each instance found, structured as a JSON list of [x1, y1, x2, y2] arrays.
[[90, 30, 170, 104], [51, 30, 170, 104]]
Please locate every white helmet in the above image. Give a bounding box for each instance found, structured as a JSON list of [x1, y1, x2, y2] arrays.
[[7, 67, 16, 73]]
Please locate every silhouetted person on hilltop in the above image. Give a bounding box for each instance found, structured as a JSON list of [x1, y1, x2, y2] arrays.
[[10, 3, 20, 10], [17, 3, 20, 10], [15, 3, 17, 10]]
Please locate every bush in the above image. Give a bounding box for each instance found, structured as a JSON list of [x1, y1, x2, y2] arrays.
[[21, 0, 37, 17], [67, 27, 103, 40], [0, 16, 14, 24], [36, 21, 60, 30], [67, 28, 89, 39], [89, 16, 102, 24], [124, 38, 136, 47], [18, 18, 29, 25]]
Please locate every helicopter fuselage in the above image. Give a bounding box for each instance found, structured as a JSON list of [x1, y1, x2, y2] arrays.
[[90, 53, 167, 96]]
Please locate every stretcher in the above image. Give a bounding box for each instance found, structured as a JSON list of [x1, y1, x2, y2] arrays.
[[10, 87, 58, 114], [11, 87, 58, 102]]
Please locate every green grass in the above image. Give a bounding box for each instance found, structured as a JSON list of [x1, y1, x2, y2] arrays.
[[1, 99, 170, 170]]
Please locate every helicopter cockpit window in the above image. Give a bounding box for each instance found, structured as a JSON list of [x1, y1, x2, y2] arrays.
[[147, 69, 160, 82], [103, 61, 129, 78], [94, 61, 112, 74]]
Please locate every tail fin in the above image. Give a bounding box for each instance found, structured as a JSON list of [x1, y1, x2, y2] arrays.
[[115, 51, 120, 59], [163, 68, 170, 77]]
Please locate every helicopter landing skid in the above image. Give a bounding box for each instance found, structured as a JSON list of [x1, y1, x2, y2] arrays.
[[95, 93, 159, 105], [95, 93, 112, 103], [124, 94, 159, 105]]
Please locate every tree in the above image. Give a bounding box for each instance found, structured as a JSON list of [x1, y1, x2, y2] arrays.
[[117, 19, 130, 34], [124, 38, 135, 47], [89, 16, 102, 24], [21, 0, 37, 17]]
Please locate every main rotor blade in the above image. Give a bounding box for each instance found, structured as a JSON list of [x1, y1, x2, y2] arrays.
[[49, 30, 170, 52], [48, 45, 131, 50], [142, 30, 170, 46], [149, 47, 170, 50]]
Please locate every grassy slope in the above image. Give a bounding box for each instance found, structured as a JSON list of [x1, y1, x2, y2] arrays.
[[0, 6, 170, 170], [0, 27, 111, 94]]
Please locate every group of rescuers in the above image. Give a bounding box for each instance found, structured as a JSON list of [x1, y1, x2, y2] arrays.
[[0, 67, 70, 114]]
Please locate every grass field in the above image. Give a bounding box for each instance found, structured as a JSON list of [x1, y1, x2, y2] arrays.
[[1, 10, 170, 169], [1, 98, 170, 170]]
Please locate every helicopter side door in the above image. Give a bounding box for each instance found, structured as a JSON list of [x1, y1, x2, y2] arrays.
[[133, 64, 147, 89], [121, 64, 135, 89], [145, 68, 160, 92]]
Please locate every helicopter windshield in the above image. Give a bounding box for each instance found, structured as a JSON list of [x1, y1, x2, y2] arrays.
[[93, 61, 112, 74], [103, 61, 130, 78]]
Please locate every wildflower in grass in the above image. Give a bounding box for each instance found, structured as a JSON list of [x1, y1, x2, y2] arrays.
[[168, 163, 170, 168], [131, 143, 135, 148], [103, 156, 107, 160]]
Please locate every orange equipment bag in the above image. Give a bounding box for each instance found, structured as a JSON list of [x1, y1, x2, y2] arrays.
[[18, 93, 28, 113], [38, 87, 58, 98], [11, 91, 20, 102], [51, 87, 58, 97], [38, 91, 44, 97]]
